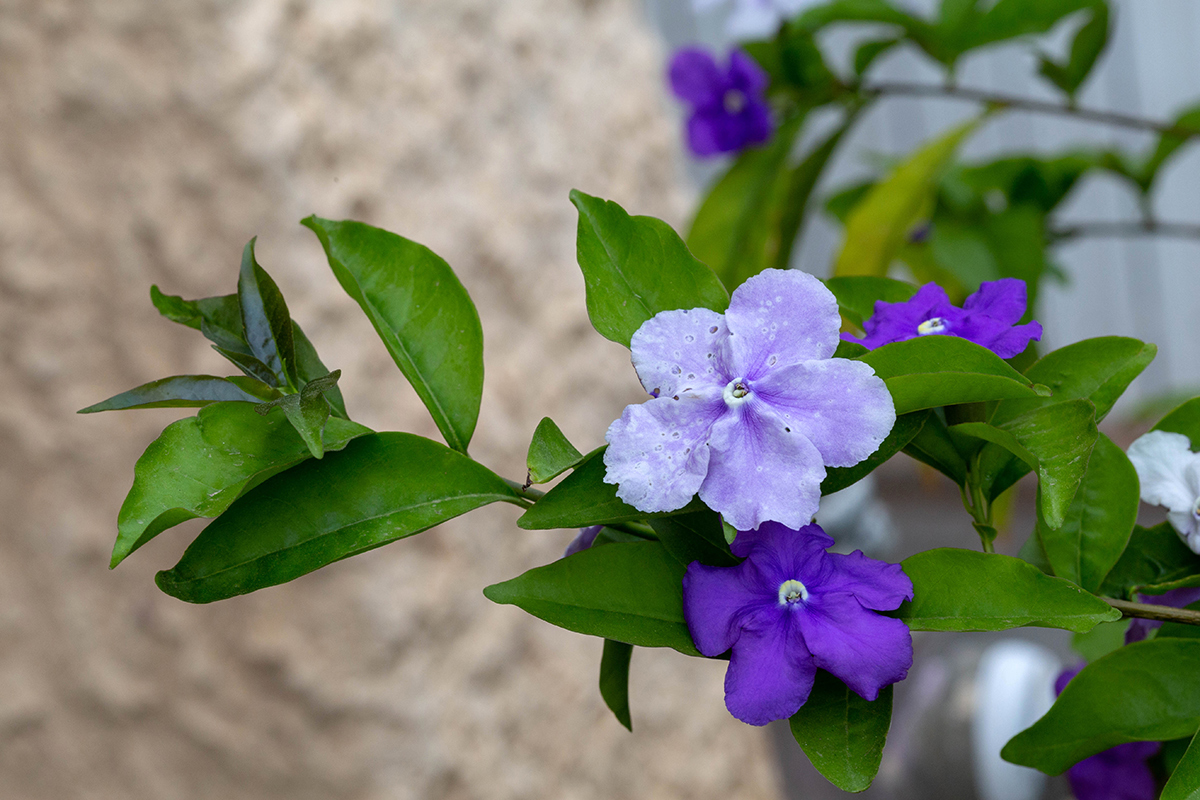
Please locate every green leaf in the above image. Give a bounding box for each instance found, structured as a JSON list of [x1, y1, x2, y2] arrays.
[[1099, 523, 1200, 599], [213, 346, 279, 386], [149, 287, 249, 353], [649, 509, 739, 568], [1140, 104, 1200, 190], [156, 433, 520, 603], [1156, 600, 1200, 641], [569, 190, 730, 347], [149, 285, 203, 329], [822, 411, 929, 495], [517, 447, 703, 530], [483, 540, 699, 655], [526, 417, 585, 485], [955, 0, 1095, 60], [1002, 639, 1200, 774], [302, 216, 484, 453], [237, 238, 296, 388], [1071, 619, 1129, 662], [857, 336, 1040, 415], [1036, 2, 1108, 98], [833, 120, 977, 277], [1034, 433, 1138, 591], [853, 37, 901, 75], [893, 548, 1120, 632], [902, 411, 968, 486], [1155, 397, 1200, 447], [112, 402, 371, 569], [254, 370, 342, 458], [823, 276, 918, 328], [789, 671, 892, 793], [599, 639, 634, 731], [78, 375, 280, 413], [1163, 730, 1200, 800], [291, 322, 348, 419]]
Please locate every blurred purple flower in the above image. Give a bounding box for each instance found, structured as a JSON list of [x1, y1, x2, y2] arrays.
[[842, 278, 1043, 359], [683, 522, 913, 725], [603, 269, 895, 532], [1124, 586, 1200, 644], [1055, 666, 1160, 800], [668, 47, 773, 158], [563, 525, 602, 559]]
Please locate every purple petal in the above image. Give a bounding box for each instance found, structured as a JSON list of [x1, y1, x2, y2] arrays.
[[731, 520, 833, 560], [727, 49, 769, 95], [724, 269, 842, 378], [700, 401, 825, 531], [1126, 586, 1200, 643], [1067, 744, 1159, 800], [682, 559, 776, 656], [668, 48, 724, 106], [686, 109, 729, 157], [818, 549, 914, 611], [974, 320, 1042, 359], [962, 278, 1028, 326], [752, 358, 895, 468], [738, 99, 774, 148], [563, 525, 602, 558], [630, 307, 732, 399], [851, 282, 956, 350], [603, 390, 725, 513], [724, 615, 818, 725], [799, 591, 913, 701], [1054, 664, 1083, 696]]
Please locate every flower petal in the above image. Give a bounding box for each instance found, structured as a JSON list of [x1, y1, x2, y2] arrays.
[[682, 559, 776, 656], [724, 614, 818, 725], [724, 269, 841, 378], [668, 48, 724, 106], [962, 278, 1028, 326], [604, 390, 725, 513], [730, 520, 833, 560], [727, 49, 769, 94], [800, 592, 913, 701], [1127, 430, 1198, 512], [1067, 745, 1158, 800], [630, 308, 732, 399], [752, 358, 895, 468], [816, 549, 914, 611], [700, 401, 825, 530], [969, 320, 1042, 359]]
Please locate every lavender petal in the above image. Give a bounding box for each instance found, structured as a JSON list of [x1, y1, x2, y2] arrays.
[[629, 307, 732, 399], [723, 269, 841, 377]]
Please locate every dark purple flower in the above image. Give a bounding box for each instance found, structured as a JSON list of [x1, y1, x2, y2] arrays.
[[1055, 666, 1160, 800], [1125, 586, 1200, 644], [682, 522, 913, 725], [603, 269, 895, 532], [842, 278, 1043, 359], [563, 525, 602, 558], [668, 47, 773, 157]]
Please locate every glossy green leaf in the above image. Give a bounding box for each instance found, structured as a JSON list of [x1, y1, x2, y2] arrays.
[[112, 402, 371, 569], [600, 639, 634, 731], [483, 540, 699, 655], [902, 411, 968, 486], [570, 190, 730, 347], [789, 671, 892, 793], [254, 370, 342, 458], [1163, 730, 1200, 800], [79, 375, 280, 413], [149, 286, 248, 353], [303, 216, 484, 453], [833, 120, 977, 277], [857, 336, 1040, 415], [1035, 433, 1138, 591], [894, 548, 1120, 632], [822, 411, 929, 495], [517, 447, 704, 530], [649, 509, 739, 568], [213, 346, 279, 386], [1071, 619, 1129, 662], [1002, 639, 1200, 774], [291, 322, 348, 419], [238, 238, 296, 388], [1155, 397, 1200, 447], [824, 276, 918, 328], [157, 433, 520, 603], [149, 285, 205, 329], [1100, 523, 1200, 599], [526, 417, 584, 485]]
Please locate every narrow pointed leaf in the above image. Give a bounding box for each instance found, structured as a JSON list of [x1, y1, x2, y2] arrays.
[[156, 433, 520, 602], [79, 375, 280, 413], [570, 190, 729, 347], [238, 238, 296, 387], [483, 540, 698, 655], [112, 402, 371, 568], [303, 216, 483, 453], [599, 640, 634, 731], [213, 345, 279, 386], [526, 417, 585, 485], [1162, 730, 1200, 800], [291, 322, 348, 419], [150, 285, 203, 329], [893, 548, 1120, 632], [789, 671, 893, 793]]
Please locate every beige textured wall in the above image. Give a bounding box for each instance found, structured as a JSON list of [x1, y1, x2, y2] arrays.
[[0, 1, 782, 797]]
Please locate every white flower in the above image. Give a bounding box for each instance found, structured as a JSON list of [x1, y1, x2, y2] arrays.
[[693, 0, 820, 41], [1127, 430, 1200, 553]]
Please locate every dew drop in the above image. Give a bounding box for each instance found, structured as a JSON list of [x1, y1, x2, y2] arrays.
[[671, 365, 682, 375], [767, 355, 777, 366], [710, 326, 719, 333], [684, 334, 694, 343]]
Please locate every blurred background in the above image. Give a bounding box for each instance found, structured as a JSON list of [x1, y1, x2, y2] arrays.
[[0, 1, 1196, 798]]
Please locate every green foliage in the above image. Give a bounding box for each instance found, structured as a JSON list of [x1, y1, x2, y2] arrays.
[[525, 417, 585, 485], [1100, 523, 1200, 599], [253, 370, 343, 459], [156, 433, 521, 603], [1155, 396, 1200, 446], [570, 190, 729, 347], [821, 411, 930, 495], [823, 275, 918, 328], [789, 671, 892, 792], [238, 238, 298, 389], [649, 509, 740, 568], [1162, 731, 1200, 800], [894, 548, 1120, 632], [483, 541, 699, 655], [78, 375, 280, 413], [302, 216, 484, 453], [1037, 2, 1109, 99], [599, 639, 634, 731], [1003, 640, 1200, 774]]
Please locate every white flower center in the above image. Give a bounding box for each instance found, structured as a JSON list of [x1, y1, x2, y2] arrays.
[[723, 378, 752, 407], [778, 579, 809, 606], [723, 89, 746, 114], [917, 317, 948, 335]]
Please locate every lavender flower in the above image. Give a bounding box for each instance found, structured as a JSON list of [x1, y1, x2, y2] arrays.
[[563, 525, 602, 559], [1054, 666, 1160, 800], [668, 47, 773, 158], [1125, 586, 1200, 644], [603, 269, 895, 532], [692, 0, 820, 40], [1127, 430, 1200, 553], [843, 278, 1043, 359], [682, 522, 913, 725]]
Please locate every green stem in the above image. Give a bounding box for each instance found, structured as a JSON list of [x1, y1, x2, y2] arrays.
[[1051, 220, 1200, 241], [1104, 597, 1200, 627]]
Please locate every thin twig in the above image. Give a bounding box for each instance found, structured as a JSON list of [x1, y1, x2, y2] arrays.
[[1052, 220, 1200, 240], [1105, 597, 1200, 627], [860, 81, 1200, 139]]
